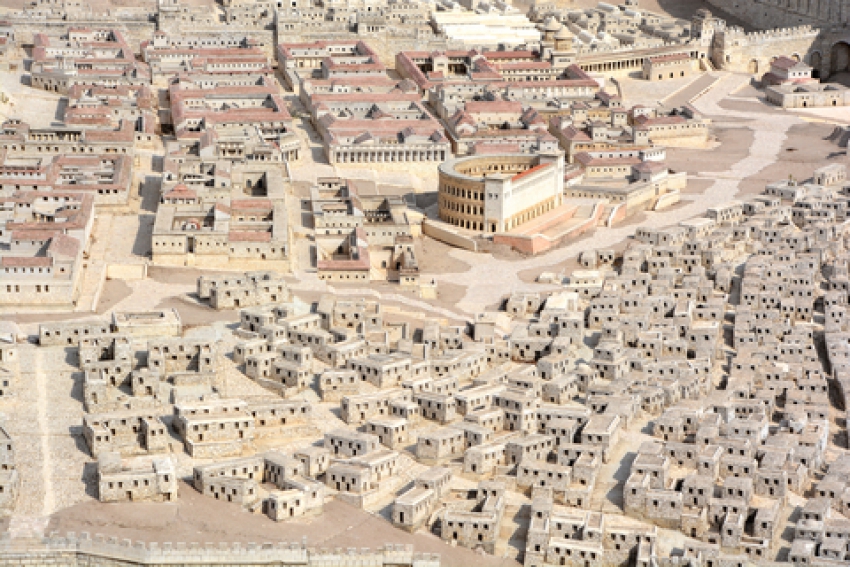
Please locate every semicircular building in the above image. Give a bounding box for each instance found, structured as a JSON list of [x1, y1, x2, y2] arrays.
[[437, 152, 565, 233]]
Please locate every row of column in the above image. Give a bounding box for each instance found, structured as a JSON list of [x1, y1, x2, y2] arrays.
[[334, 149, 447, 164], [584, 58, 643, 73], [505, 197, 558, 231], [442, 199, 482, 216], [445, 215, 486, 232], [444, 198, 557, 233]]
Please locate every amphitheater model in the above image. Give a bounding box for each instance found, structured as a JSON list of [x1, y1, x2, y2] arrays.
[[437, 152, 565, 233]]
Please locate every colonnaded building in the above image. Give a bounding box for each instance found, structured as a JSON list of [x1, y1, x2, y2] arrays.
[[437, 152, 565, 233]]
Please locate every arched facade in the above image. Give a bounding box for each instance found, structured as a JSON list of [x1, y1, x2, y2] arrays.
[[831, 41, 850, 75], [438, 153, 564, 233]]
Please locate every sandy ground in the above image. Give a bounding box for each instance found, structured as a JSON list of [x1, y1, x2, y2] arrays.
[[737, 121, 847, 195], [619, 74, 713, 108], [2, 280, 132, 326], [48, 492, 519, 567], [418, 238, 472, 275], [0, 66, 64, 127], [665, 126, 756, 177], [154, 296, 242, 329], [2, 266, 229, 333]]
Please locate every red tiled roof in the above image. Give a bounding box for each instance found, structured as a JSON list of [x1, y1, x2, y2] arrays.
[[512, 163, 551, 182], [47, 233, 81, 258], [10, 229, 56, 241], [163, 184, 197, 200], [633, 161, 668, 174], [317, 258, 370, 271], [1, 256, 52, 267], [228, 231, 271, 242], [465, 100, 523, 115], [771, 56, 803, 70]]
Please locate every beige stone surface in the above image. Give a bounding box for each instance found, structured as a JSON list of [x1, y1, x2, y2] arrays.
[[0, 3, 844, 563], [49, 494, 520, 567]]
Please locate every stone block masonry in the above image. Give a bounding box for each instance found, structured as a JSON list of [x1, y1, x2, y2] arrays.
[[0, 533, 441, 567], [706, 0, 850, 30]]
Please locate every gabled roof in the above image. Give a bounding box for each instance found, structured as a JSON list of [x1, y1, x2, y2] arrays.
[[163, 183, 197, 200]]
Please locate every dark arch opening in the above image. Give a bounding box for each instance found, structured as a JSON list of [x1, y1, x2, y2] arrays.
[[830, 42, 850, 77]]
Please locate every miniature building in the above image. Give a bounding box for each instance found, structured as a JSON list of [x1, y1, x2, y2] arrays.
[[198, 271, 290, 310], [278, 40, 388, 92], [445, 101, 560, 156], [642, 53, 694, 81], [325, 448, 400, 507], [0, 119, 135, 156], [142, 32, 272, 81], [393, 466, 452, 531], [324, 429, 379, 458], [83, 410, 169, 457], [425, 63, 599, 120], [152, 194, 289, 270], [6, 2, 850, 564], [395, 49, 593, 93], [765, 82, 850, 109], [310, 178, 423, 285], [63, 84, 157, 145], [313, 96, 450, 165], [168, 75, 300, 162], [437, 152, 565, 233], [0, 191, 94, 308], [761, 56, 817, 86], [281, 41, 449, 165], [441, 481, 506, 553], [30, 29, 150, 94], [0, 342, 16, 399], [97, 452, 177, 503], [0, 153, 133, 206], [173, 399, 255, 458], [430, 7, 541, 49]]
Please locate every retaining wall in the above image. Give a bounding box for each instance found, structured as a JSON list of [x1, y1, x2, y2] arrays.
[[0, 533, 440, 567], [422, 220, 477, 252]]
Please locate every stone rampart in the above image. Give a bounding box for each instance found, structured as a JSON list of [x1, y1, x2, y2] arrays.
[[422, 220, 478, 252], [706, 0, 849, 30], [0, 533, 441, 567], [714, 25, 821, 73]]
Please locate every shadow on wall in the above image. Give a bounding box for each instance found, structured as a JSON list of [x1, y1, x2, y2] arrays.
[[656, 0, 755, 30], [80, 460, 99, 500], [54, 98, 67, 122], [131, 214, 155, 258]]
